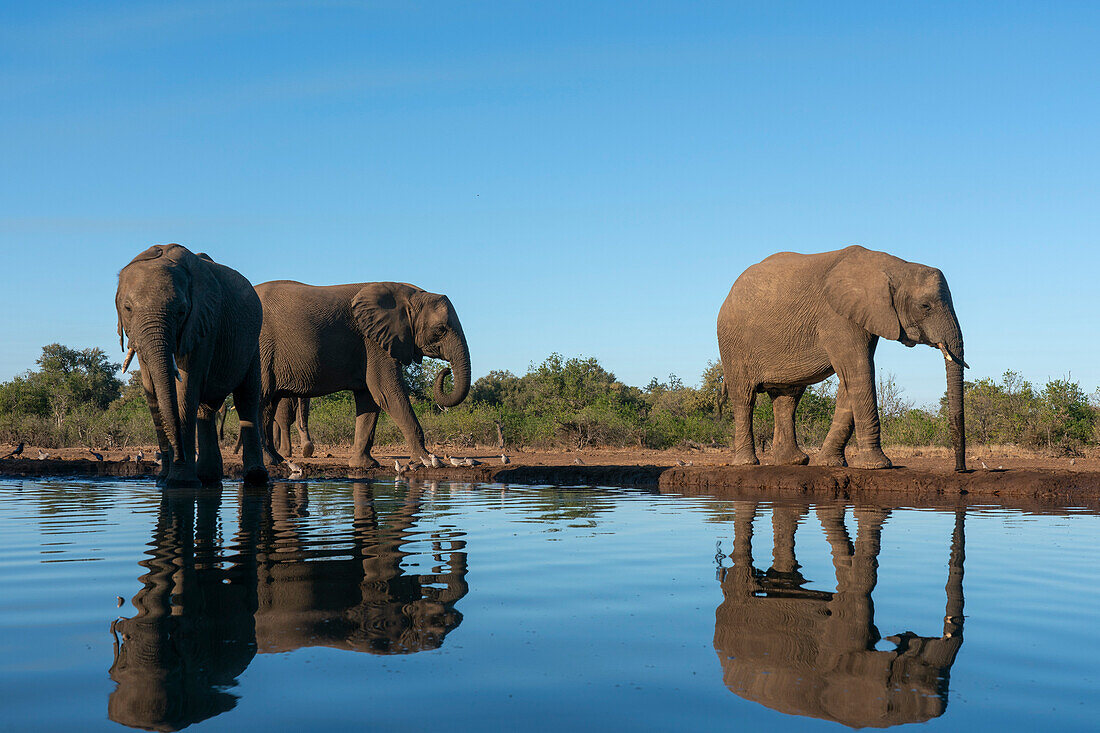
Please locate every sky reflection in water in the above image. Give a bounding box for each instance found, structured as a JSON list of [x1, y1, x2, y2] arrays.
[[0, 479, 1097, 732]]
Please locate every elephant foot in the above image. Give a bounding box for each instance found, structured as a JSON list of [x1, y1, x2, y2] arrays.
[[349, 455, 380, 470], [243, 465, 270, 487], [850, 450, 892, 470], [301, 442, 314, 458], [729, 450, 759, 466], [812, 450, 847, 468], [164, 473, 202, 489], [771, 445, 809, 466]]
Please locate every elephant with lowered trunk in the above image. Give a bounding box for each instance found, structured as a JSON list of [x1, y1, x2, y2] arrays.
[[115, 244, 268, 488], [717, 245, 967, 470], [257, 280, 471, 468]]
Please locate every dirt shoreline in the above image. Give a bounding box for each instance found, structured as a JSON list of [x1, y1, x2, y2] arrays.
[[3, 445, 1100, 511]]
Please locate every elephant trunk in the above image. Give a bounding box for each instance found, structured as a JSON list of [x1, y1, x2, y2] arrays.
[[141, 330, 184, 462], [941, 327, 966, 472], [433, 330, 471, 408]]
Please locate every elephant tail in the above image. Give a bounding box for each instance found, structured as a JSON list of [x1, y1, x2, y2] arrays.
[[716, 379, 727, 419]]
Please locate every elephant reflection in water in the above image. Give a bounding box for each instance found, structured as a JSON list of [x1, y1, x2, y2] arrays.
[[108, 488, 259, 731], [252, 482, 468, 655], [109, 483, 468, 731], [714, 503, 965, 729]]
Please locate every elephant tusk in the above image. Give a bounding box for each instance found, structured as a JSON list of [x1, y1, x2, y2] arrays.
[[170, 355, 182, 382], [121, 347, 136, 374], [937, 343, 970, 369]]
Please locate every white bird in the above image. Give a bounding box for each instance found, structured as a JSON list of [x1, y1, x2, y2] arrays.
[[136, 450, 144, 461], [36, 450, 49, 460], [573, 458, 584, 465], [287, 460, 303, 478], [686, 461, 694, 466], [981, 460, 989, 469], [998, 465, 1004, 470], [394, 459, 408, 475], [1070, 457, 1076, 466], [500, 454, 510, 465], [449, 456, 463, 467], [430, 454, 442, 468], [463, 457, 481, 467]]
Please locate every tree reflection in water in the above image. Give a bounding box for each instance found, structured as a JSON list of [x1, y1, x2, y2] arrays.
[[108, 483, 468, 731], [714, 503, 965, 728]]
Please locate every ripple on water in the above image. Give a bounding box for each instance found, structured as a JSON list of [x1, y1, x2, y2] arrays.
[[0, 478, 1098, 732]]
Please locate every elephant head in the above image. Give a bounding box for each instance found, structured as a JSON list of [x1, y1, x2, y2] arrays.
[[824, 246, 968, 471], [351, 282, 471, 408], [116, 244, 220, 464]]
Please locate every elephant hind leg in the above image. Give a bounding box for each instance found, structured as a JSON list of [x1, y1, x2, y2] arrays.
[[350, 389, 381, 469], [728, 380, 759, 466], [768, 388, 809, 466], [297, 398, 314, 458]]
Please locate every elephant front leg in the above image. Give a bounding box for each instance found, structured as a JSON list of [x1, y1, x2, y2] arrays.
[[235, 356, 272, 486], [151, 372, 202, 488], [195, 405, 223, 487], [768, 388, 809, 465], [366, 359, 430, 463], [350, 389, 381, 469], [840, 368, 891, 469], [814, 382, 852, 467]]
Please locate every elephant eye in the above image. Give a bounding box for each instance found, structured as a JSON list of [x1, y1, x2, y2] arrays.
[[920, 302, 932, 311]]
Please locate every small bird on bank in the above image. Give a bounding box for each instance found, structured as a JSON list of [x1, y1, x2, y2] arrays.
[[122, 454, 131, 462], [676, 459, 686, 466], [37, 450, 49, 460], [449, 456, 463, 467], [287, 460, 303, 478], [430, 454, 442, 468], [3, 442, 24, 459], [573, 458, 584, 465], [89, 450, 104, 462], [420, 456, 432, 468], [1070, 457, 1076, 466], [136, 450, 144, 462], [500, 454, 510, 465], [463, 457, 481, 467], [394, 459, 409, 475], [981, 460, 989, 469]]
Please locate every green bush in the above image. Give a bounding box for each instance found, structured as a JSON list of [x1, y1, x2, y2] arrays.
[[1, 344, 1097, 454]]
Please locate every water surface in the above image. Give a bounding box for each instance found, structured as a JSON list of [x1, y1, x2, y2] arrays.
[[1, 478, 1097, 731]]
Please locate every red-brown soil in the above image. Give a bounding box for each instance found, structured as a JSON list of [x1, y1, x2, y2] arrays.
[[3, 443, 1099, 510]]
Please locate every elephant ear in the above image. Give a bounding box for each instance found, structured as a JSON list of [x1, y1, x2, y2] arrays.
[[351, 283, 422, 365], [176, 249, 221, 356], [824, 254, 902, 341]]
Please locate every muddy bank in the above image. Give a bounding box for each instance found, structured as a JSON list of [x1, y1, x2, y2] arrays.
[[4, 455, 1100, 510]]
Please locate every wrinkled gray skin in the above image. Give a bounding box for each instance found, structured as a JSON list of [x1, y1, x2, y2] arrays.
[[718, 246, 967, 470], [257, 281, 471, 468], [116, 244, 268, 487]]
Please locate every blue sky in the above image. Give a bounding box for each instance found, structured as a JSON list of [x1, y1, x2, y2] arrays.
[[1, 1, 1098, 406]]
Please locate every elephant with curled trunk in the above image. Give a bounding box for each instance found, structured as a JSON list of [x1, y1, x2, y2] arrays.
[[717, 246, 968, 470], [115, 244, 268, 487], [257, 280, 471, 468]]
